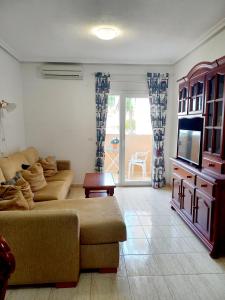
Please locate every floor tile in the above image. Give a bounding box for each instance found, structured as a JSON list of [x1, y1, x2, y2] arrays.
[[129, 276, 172, 300], [126, 226, 146, 238], [124, 255, 160, 276], [122, 239, 152, 255], [91, 275, 131, 300], [7, 288, 51, 300], [188, 274, 225, 300], [164, 275, 200, 300], [124, 215, 141, 226], [117, 256, 127, 277], [49, 274, 91, 300]]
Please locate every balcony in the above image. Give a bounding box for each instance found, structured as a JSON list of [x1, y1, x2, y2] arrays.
[[105, 133, 152, 183]]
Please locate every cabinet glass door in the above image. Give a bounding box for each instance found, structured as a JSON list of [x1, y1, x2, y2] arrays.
[[204, 72, 225, 158], [178, 86, 188, 115], [189, 79, 204, 114]]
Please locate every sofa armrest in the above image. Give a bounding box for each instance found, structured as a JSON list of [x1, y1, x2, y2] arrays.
[[0, 210, 80, 285], [57, 160, 71, 170]]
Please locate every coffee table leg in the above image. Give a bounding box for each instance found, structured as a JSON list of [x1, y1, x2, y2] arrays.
[[85, 189, 90, 198], [107, 188, 114, 196]]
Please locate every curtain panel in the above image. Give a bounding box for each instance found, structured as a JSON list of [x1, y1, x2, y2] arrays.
[[95, 72, 110, 172], [147, 73, 169, 188]]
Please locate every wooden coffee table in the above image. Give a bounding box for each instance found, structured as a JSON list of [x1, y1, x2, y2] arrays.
[[83, 173, 116, 198]]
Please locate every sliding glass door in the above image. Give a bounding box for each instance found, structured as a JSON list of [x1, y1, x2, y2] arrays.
[[105, 94, 152, 185]]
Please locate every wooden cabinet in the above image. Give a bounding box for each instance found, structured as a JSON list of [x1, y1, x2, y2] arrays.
[[172, 56, 225, 257]]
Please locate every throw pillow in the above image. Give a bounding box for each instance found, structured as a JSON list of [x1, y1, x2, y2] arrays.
[[38, 156, 58, 177], [15, 177, 34, 209], [1, 172, 21, 185], [0, 185, 29, 211], [21, 163, 47, 192]]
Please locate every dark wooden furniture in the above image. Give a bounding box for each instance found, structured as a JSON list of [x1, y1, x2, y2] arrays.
[[0, 236, 15, 300], [83, 173, 116, 198], [171, 55, 225, 258]]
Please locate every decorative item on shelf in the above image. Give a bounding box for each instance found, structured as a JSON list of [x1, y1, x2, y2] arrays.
[[0, 100, 16, 157], [110, 137, 119, 150]]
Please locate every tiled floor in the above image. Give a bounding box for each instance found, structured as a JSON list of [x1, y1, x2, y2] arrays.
[[6, 186, 225, 299]]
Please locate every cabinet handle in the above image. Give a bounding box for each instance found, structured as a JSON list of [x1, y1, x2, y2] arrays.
[[201, 184, 208, 188], [187, 175, 192, 178], [193, 205, 198, 209], [174, 167, 179, 170], [208, 163, 215, 167]]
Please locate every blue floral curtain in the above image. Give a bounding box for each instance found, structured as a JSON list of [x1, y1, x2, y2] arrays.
[[95, 72, 110, 172], [147, 73, 169, 188]]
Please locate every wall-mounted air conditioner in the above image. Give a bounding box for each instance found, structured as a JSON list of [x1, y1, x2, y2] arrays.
[[40, 63, 83, 80]]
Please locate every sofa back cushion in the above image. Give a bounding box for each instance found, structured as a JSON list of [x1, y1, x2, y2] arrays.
[[22, 147, 39, 165], [0, 153, 29, 180], [0, 168, 5, 182]]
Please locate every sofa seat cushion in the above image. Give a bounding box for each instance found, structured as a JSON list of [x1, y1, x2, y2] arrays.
[[33, 181, 68, 202], [46, 170, 73, 185], [33, 197, 126, 245]]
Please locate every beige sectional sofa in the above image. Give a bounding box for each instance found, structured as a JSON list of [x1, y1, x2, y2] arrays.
[[0, 147, 126, 286]]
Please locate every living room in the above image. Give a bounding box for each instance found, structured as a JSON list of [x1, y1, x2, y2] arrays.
[[1, 1, 225, 299]]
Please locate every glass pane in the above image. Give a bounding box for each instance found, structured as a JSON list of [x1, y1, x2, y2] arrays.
[[182, 100, 186, 112], [208, 77, 215, 100], [183, 88, 187, 99], [197, 82, 203, 94], [178, 101, 182, 113], [207, 103, 213, 126], [191, 84, 197, 97], [216, 101, 223, 126], [196, 97, 200, 111], [206, 129, 212, 152], [105, 95, 120, 183], [125, 97, 152, 182], [179, 90, 182, 100], [218, 74, 224, 99], [189, 99, 193, 111], [214, 129, 221, 154]]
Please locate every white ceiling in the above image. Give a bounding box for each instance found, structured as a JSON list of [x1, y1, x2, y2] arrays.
[[0, 0, 225, 64]]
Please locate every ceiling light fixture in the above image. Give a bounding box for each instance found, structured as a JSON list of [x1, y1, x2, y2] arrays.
[[93, 26, 120, 40]]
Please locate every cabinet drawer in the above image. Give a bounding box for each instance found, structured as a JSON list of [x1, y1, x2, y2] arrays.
[[172, 164, 196, 185], [196, 177, 215, 197], [202, 158, 225, 174]]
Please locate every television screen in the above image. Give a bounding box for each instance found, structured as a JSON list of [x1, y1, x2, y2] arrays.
[[178, 129, 201, 165]]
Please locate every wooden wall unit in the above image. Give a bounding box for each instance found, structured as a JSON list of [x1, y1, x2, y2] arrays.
[[171, 55, 225, 258]]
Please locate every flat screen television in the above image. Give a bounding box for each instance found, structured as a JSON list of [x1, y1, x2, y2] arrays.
[[177, 129, 202, 166]]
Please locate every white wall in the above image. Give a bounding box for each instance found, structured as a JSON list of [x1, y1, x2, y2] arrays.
[[0, 47, 25, 154], [170, 28, 225, 164], [22, 63, 173, 184]]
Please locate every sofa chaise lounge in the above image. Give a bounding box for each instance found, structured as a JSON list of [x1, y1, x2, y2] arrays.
[[0, 147, 126, 286]]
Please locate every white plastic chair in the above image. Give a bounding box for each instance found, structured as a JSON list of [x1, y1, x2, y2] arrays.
[[128, 152, 149, 178]]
